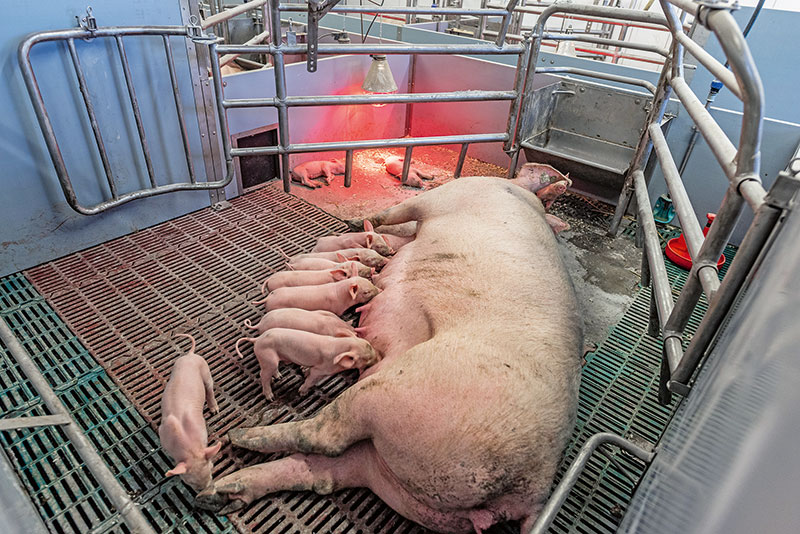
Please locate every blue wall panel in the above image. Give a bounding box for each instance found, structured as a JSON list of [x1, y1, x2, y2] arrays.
[[1, 1, 213, 276]]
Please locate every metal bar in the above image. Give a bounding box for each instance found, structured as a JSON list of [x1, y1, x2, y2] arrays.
[[539, 32, 669, 57], [208, 41, 234, 184], [223, 90, 517, 109], [66, 38, 118, 199], [673, 31, 741, 100], [404, 54, 417, 137], [0, 414, 72, 431], [216, 43, 525, 55], [162, 36, 196, 184], [528, 432, 655, 534], [0, 318, 155, 534], [344, 149, 353, 188], [633, 170, 674, 332], [269, 1, 291, 193], [115, 35, 157, 189], [218, 30, 270, 68], [666, 0, 699, 16], [492, 2, 670, 28], [454, 144, 469, 178], [279, 5, 511, 16], [648, 123, 705, 259], [401, 146, 413, 185], [495, 0, 522, 47], [202, 0, 269, 29], [230, 133, 509, 156], [504, 36, 531, 153], [663, 187, 745, 371], [535, 67, 656, 94]]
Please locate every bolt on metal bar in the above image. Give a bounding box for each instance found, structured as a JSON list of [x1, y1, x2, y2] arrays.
[[527, 432, 655, 534], [216, 43, 526, 55], [454, 144, 469, 178], [202, 0, 269, 29], [0, 414, 72, 432], [66, 38, 118, 199], [401, 146, 413, 185], [0, 317, 155, 534], [230, 133, 508, 157], [344, 149, 353, 188], [162, 35, 196, 184], [535, 67, 657, 94], [223, 90, 517, 108], [114, 35, 157, 189]]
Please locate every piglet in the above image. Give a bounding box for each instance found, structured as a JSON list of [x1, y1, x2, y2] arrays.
[[311, 220, 412, 255], [289, 248, 388, 269], [259, 263, 359, 295], [291, 159, 345, 188], [254, 277, 380, 315], [385, 155, 435, 188], [235, 328, 380, 400], [158, 334, 221, 491], [244, 308, 356, 337]]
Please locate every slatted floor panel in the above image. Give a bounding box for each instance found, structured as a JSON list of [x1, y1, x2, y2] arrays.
[[0, 183, 736, 533]]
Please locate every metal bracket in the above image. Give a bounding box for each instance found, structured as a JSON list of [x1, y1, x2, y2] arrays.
[[667, 379, 691, 397], [764, 170, 800, 211], [76, 6, 97, 40], [307, 0, 343, 72], [186, 14, 203, 39], [697, 0, 740, 28]]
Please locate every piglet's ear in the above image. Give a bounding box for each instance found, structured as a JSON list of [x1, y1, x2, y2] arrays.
[[364, 220, 374, 232], [348, 283, 359, 300], [165, 462, 187, 477], [365, 234, 375, 249], [204, 442, 222, 460], [336, 252, 348, 262], [330, 268, 348, 281], [350, 263, 358, 278], [333, 352, 357, 369]]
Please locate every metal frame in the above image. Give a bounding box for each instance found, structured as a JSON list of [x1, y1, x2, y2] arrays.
[[18, 25, 236, 215]]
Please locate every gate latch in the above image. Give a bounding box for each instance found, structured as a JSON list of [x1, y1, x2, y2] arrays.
[[76, 6, 97, 36]]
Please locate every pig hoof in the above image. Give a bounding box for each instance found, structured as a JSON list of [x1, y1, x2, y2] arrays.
[[228, 428, 248, 448], [195, 484, 246, 514]]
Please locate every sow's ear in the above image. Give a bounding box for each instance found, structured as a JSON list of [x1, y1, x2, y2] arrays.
[[204, 442, 222, 460], [165, 462, 188, 477], [330, 268, 348, 281], [333, 352, 357, 369], [348, 282, 359, 300]]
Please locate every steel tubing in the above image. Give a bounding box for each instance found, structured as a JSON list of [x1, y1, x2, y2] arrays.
[[279, 5, 511, 16], [535, 67, 656, 94], [495, 0, 522, 46], [202, 0, 269, 29], [454, 144, 469, 178], [230, 133, 508, 156], [633, 170, 675, 332], [216, 43, 525, 55], [504, 37, 531, 153], [224, 90, 517, 109], [494, 2, 669, 27], [673, 31, 741, 99], [540, 32, 669, 57], [344, 150, 353, 188], [218, 30, 270, 67], [0, 318, 155, 534], [527, 432, 655, 534], [163, 36, 196, 183]]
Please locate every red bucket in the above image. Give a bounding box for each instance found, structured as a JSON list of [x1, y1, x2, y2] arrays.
[[664, 213, 726, 270]]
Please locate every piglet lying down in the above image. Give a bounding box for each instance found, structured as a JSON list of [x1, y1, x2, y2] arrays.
[[236, 328, 380, 400]]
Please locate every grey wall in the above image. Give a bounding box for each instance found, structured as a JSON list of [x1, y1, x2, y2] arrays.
[[1, 1, 215, 276]]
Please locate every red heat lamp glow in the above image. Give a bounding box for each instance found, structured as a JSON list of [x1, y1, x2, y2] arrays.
[[362, 55, 398, 108], [366, 90, 396, 108]]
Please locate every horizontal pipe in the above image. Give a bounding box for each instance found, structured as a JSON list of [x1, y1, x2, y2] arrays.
[[219, 30, 270, 67], [666, 0, 699, 16], [224, 90, 517, 108], [648, 124, 705, 259], [633, 170, 675, 330], [540, 32, 669, 57], [536, 66, 656, 94], [280, 5, 510, 16], [670, 77, 736, 180], [202, 0, 268, 29], [0, 414, 72, 431], [217, 42, 525, 55], [740, 179, 767, 212], [231, 133, 508, 156], [673, 31, 741, 100], [488, 2, 669, 28], [0, 318, 155, 534], [528, 432, 655, 534]]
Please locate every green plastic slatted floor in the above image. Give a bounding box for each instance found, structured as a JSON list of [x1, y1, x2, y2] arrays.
[[0, 207, 736, 534], [0, 273, 233, 534]]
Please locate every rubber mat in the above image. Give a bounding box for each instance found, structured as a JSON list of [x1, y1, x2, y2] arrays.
[[5, 180, 737, 533]]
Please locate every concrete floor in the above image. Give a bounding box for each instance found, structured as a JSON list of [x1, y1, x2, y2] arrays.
[[286, 147, 642, 351]]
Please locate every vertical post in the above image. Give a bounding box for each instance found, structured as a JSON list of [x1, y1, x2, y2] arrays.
[[208, 41, 234, 182], [269, 0, 292, 192], [345, 149, 354, 187], [404, 54, 417, 137], [115, 35, 157, 189], [66, 38, 118, 199], [454, 143, 469, 178], [401, 146, 413, 185], [495, 0, 521, 46], [163, 35, 196, 183]]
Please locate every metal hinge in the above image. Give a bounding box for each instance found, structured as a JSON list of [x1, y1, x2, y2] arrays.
[[76, 6, 97, 39]]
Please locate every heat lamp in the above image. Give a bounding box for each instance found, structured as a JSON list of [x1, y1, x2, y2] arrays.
[[362, 55, 398, 107]]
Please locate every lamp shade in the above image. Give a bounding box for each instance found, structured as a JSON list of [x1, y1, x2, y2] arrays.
[[361, 55, 398, 93]]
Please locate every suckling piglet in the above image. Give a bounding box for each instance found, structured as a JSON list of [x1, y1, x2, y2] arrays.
[[243, 308, 357, 338], [259, 263, 360, 295], [254, 277, 380, 315], [158, 334, 221, 491], [289, 248, 388, 269], [235, 328, 381, 400]]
